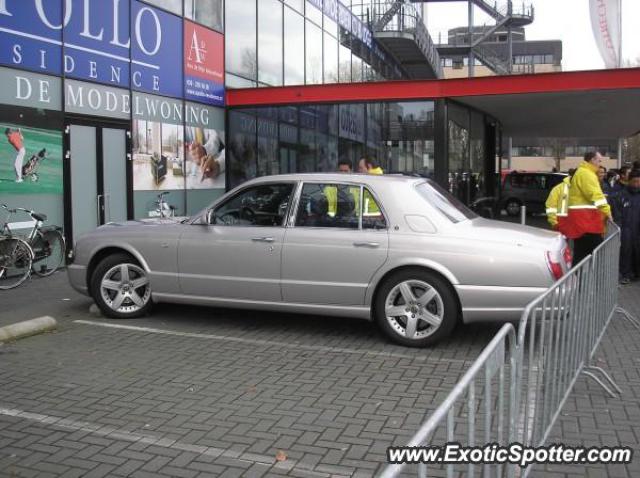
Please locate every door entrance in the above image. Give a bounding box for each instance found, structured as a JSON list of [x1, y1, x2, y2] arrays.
[[64, 120, 131, 245]]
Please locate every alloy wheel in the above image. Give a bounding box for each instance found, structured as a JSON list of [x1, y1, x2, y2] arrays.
[[100, 263, 151, 314], [384, 280, 444, 340]]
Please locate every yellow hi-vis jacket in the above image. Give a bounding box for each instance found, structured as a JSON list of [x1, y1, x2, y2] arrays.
[[325, 185, 360, 216], [545, 176, 571, 229], [564, 161, 611, 239]]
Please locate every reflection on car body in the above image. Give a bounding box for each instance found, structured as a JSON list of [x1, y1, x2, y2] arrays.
[[68, 173, 570, 347]]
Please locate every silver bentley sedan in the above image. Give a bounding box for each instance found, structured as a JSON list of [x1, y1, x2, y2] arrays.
[[67, 174, 570, 347]]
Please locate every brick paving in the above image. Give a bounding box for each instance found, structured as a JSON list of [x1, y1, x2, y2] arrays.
[[0, 267, 638, 477], [0, 273, 499, 477]]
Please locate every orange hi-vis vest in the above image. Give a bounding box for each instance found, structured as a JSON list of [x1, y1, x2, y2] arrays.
[[564, 161, 611, 239]]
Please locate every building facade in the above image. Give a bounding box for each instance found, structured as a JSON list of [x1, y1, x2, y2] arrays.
[[437, 26, 563, 79], [0, 0, 227, 245], [5, 0, 611, 248]]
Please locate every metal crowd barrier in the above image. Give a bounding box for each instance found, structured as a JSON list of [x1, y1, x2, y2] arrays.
[[380, 224, 640, 478]]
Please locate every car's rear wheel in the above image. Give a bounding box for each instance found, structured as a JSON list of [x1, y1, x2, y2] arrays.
[[374, 269, 458, 347], [505, 199, 522, 217], [91, 253, 152, 319]]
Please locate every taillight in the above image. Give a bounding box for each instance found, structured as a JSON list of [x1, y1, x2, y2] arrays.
[[546, 251, 564, 281], [562, 247, 572, 268]]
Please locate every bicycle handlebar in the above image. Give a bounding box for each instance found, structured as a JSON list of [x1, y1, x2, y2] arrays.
[[1, 204, 37, 218]]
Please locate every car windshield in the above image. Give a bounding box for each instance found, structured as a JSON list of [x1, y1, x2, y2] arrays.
[[415, 180, 478, 223]]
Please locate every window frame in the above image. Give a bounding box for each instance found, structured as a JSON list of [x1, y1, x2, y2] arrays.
[[211, 180, 298, 227], [288, 180, 389, 230]]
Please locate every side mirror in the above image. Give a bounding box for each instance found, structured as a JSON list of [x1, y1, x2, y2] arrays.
[[205, 209, 215, 225]]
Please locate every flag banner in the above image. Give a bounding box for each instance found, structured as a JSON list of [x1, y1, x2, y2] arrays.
[[590, 0, 622, 68]]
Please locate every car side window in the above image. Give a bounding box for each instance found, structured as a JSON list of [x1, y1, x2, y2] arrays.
[[295, 183, 360, 229], [362, 188, 387, 230], [213, 183, 294, 227]]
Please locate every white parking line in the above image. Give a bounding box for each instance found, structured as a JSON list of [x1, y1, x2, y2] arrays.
[[73, 320, 473, 364], [0, 407, 338, 477]]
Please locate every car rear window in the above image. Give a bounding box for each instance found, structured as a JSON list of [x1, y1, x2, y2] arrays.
[[416, 180, 478, 223]]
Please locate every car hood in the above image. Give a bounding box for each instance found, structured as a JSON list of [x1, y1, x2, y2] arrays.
[[453, 218, 562, 249]]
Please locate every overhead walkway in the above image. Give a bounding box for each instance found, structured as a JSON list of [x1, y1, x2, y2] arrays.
[[358, 1, 443, 79]]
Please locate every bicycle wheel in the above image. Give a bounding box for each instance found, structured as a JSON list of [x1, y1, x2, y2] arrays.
[[0, 237, 32, 290], [31, 230, 65, 277]]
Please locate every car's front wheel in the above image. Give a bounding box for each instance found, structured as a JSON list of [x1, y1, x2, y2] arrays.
[[374, 269, 458, 347], [91, 253, 152, 319]]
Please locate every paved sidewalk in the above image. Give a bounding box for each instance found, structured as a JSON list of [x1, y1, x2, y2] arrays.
[[0, 272, 638, 477]]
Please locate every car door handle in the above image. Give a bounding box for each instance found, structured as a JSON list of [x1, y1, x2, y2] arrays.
[[353, 242, 380, 248], [251, 237, 275, 243]]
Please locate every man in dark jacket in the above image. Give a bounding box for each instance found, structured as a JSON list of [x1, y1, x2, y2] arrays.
[[610, 170, 640, 284]]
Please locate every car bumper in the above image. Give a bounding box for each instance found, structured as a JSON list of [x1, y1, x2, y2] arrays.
[[456, 284, 548, 323], [67, 264, 89, 296]]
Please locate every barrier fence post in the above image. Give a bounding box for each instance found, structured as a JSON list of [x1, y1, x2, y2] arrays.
[[378, 224, 640, 478]]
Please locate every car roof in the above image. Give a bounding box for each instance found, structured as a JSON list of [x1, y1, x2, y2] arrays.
[[245, 173, 425, 186], [508, 171, 568, 176]]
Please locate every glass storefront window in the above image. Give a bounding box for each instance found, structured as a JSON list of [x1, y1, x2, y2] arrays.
[[306, 21, 323, 84], [229, 101, 438, 188], [284, 7, 305, 86], [228, 111, 258, 187], [258, 0, 284, 86], [185, 0, 223, 32], [324, 15, 338, 38], [285, 0, 304, 14], [324, 33, 339, 84], [352, 55, 363, 82], [448, 102, 471, 204], [339, 44, 351, 82], [299, 128, 317, 172], [306, 0, 323, 26], [257, 118, 279, 176], [143, 0, 182, 15], [470, 111, 486, 200], [226, 0, 257, 81], [226, 74, 257, 89]]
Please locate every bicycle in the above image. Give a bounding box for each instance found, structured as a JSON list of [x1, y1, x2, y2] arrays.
[[148, 192, 176, 219], [0, 204, 65, 290]]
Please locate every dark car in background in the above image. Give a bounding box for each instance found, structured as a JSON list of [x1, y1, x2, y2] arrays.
[[500, 172, 567, 216]]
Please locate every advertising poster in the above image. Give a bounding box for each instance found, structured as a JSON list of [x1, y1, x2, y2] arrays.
[[132, 93, 185, 191], [184, 102, 225, 189], [184, 20, 224, 106], [0, 123, 62, 195], [131, 0, 183, 98], [1, 0, 183, 98], [184, 126, 225, 189], [0, 1, 63, 75]]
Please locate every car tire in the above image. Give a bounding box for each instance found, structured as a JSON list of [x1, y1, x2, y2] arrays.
[[505, 199, 521, 217], [90, 253, 153, 319], [374, 269, 458, 347]]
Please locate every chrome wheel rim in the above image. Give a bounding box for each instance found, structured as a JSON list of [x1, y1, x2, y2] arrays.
[[385, 280, 444, 340], [100, 263, 150, 314]]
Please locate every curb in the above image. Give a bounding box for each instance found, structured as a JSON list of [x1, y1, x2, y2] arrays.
[[0, 316, 57, 343]]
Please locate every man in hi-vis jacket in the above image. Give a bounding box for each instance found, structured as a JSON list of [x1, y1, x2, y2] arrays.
[[564, 152, 612, 265], [545, 169, 575, 232]]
